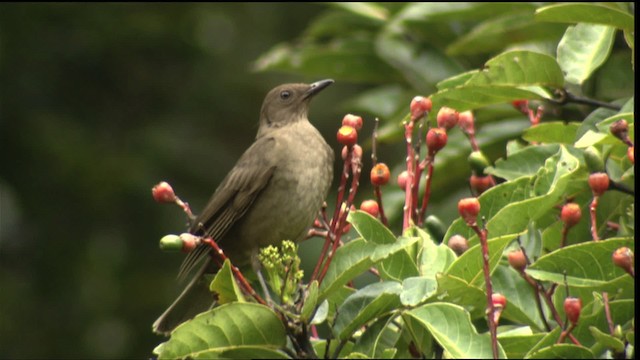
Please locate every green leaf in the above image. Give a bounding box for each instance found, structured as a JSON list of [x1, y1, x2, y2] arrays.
[[353, 315, 401, 359], [486, 145, 561, 180], [535, 3, 634, 31], [527, 344, 594, 359], [405, 303, 507, 359], [497, 332, 545, 359], [466, 51, 565, 88], [348, 211, 420, 281], [432, 274, 487, 319], [156, 303, 286, 359], [209, 259, 245, 304], [400, 276, 438, 307], [526, 237, 634, 288], [525, 326, 563, 356], [447, 13, 566, 56], [491, 266, 546, 331], [318, 237, 419, 301], [589, 326, 625, 353], [557, 24, 615, 85], [416, 227, 456, 278], [300, 281, 318, 322], [446, 234, 516, 287], [571, 298, 635, 347], [329, 2, 388, 22], [430, 85, 547, 112], [333, 282, 402, 341], [436, 70, 479, 91], [523, 122, 580, 144]]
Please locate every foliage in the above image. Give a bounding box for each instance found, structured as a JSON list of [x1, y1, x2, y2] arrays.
[[151, 2, 634, 359]]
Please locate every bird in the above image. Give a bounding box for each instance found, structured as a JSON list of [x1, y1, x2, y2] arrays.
[[153, 79, 335, 335]]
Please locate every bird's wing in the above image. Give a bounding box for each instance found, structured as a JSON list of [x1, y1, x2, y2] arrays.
[[178, 136, 277, 279]]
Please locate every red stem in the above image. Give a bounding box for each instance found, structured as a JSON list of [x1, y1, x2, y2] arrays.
[[403, 121, 415, 231], [418, 155, 435, 225], [202, 238, 266, 305], [590, 196, 600, 241], [471, 225, 499, 360], [374, 186, 388, 226]]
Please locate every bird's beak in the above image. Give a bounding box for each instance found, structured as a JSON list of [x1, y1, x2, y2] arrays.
[[304, 79, 334, 99]]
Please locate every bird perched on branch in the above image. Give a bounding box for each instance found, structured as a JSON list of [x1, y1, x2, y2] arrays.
[[153, 79, 335, 335]]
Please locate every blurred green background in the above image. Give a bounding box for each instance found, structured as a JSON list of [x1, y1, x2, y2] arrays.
[[1, 3, 633, 358], [0, 3, 360, 358]]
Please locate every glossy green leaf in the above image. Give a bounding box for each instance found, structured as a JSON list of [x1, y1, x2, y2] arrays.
[[558, 24, 615, 84], [446, 234, 516, 287], [466, 51, 565, 87], [405, 303, 507, 359], [527, 344, 594, 359], [525, 326, 563, 356], [447, 13, 566, 55], [535, 3, 634, 31], [432, 274, 487, 319], [492, 266, 547, 331], [526, 237, 634, 287], [333, 282, 402, 341], [156, 303, 285, 359], [352, 315, 401, 359], [589, 326, 625, 353], [300, 281, 318, 322], [497, 332, 545, 359], [209, 259, 245, 304], [329, 2, 388, 22], [318, 237, 419, 301], [522, 122, 580, 144], [400, 276, 437, 307], [416, 227, 456, 279], [436, 70, 479, 91], [348, 211, 420, 281], [430, 85, 547, 112], [486, 145, 561, 181]]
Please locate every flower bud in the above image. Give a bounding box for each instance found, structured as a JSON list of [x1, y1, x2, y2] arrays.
[[342, 114, 363, 131], [448, 234, 469, 256], [360, 200, 380, 218], [564, 297, 582, 325], [152, 181, 177, 203], [508, 249, 527, 272], [410, 96, 432, 122], [426, 127, 448, 155], [560, 203, 581, 228], [588, 172, 610, 197], [337, 125, 358, 146], [458, 110, 475, 135], [612, 247, 634, 277], [370, 163, 391, 186], [436, 106, 459, 130], [458, 197, 480, 226], [397, 170, 409, 191]]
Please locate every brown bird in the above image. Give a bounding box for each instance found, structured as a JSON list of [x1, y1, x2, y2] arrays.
[[153, 79, 335, 335]]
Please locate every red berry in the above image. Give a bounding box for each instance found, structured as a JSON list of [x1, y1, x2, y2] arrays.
[[410, 96, 432, 122], [370, 163, 391, 186], [458, 197, 480, 225], [560, 203, 582, 228], [342, 114, 363, 131], [436, 106, 459, 130], [470, 174, 494, 195], [512, 99, 529, 114], [492, 293, 507, 309], [397, 170, 409, 191], [341, 144, 363, 160], [152, 181, 177, 203], [458, 110, 475, 135], [337, 125, 358, 146], [360, 199, 380, 218], [628, 146, 634, 164], [612, 247, 634, 276], [564, 297, 582, 325], [448, 234, 469, 256], [588, 172, 610, 196], [426, 127, 448, 155], [609, 119, 629, 141], [507, 249, 527, 272]]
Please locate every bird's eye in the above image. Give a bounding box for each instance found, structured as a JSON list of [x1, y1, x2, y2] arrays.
[[280, 90, 291, 100]]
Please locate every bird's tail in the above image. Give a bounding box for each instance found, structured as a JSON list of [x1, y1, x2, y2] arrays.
[[152, 259, 216, 336]]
